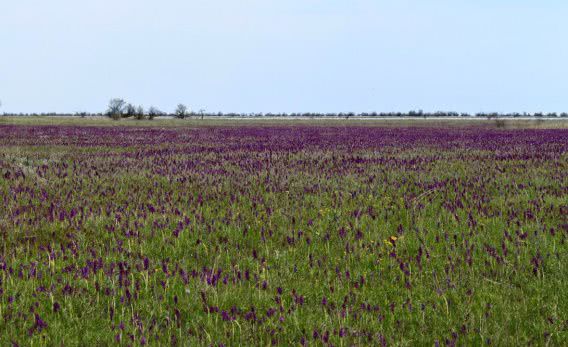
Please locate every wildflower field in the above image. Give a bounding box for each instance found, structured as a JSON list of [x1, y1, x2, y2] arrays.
[[0, 121, 566, 346]]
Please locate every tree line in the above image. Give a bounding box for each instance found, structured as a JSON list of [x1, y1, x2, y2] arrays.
[[105, 98, 197, 120], [1, 98, 568, 119]]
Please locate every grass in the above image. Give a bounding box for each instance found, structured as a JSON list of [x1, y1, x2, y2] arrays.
[[0, 116, 567, 129], [0, 122, 566, 346]]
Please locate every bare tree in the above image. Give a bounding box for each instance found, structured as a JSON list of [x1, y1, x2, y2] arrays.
[[175, 104, 189, 119], [147, 106, 162, 120], [135, 105, 145, 120], [123, 103, 137, 118], [106, 98, 127, 120]]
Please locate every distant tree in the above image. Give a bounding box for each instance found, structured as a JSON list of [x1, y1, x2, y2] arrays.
[[135, 106, 145, 120], [147, 106, 162, 120], [175, 104, 189, 119], [199, 108, 206, 120], [107, 98, 127, 120], [123, 103, 137, 118]]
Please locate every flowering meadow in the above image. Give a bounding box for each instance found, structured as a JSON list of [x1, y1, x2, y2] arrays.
[[0, 123, 567, 346]]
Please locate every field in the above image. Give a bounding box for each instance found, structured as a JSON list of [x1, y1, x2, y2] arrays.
[[0, 119, 567, 346]]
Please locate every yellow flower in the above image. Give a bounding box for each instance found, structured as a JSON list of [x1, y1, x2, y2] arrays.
[[384, 236, 398, 247]]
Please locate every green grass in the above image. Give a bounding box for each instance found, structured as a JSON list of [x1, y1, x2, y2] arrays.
[[0, 123, 566, 346], [1, 115, 567, 129]]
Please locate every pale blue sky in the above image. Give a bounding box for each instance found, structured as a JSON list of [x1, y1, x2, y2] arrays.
[[1, 0, 567, 113]]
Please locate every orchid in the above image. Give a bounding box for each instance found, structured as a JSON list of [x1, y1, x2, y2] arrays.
[[0, 123, 566, 345]]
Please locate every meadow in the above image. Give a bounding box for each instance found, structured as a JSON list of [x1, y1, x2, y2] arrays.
[[0, 120, 566, 346]]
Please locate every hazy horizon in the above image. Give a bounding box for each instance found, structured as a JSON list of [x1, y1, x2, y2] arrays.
[[1, 1, 567, 114]]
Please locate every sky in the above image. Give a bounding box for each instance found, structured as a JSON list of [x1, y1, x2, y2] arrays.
[[1, 0, 567, 114]]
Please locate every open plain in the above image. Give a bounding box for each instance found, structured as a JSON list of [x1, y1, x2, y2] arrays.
[[0, 118, 566, 345]]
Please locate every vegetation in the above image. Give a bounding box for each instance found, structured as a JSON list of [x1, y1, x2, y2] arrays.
[[2, 98, 568, 120], [147, 107, 163, 121], [174, 104, 189, 119], [0, 123, 566, 345]]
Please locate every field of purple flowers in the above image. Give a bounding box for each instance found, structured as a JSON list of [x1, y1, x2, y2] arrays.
[[0, 123, 567, 346]]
